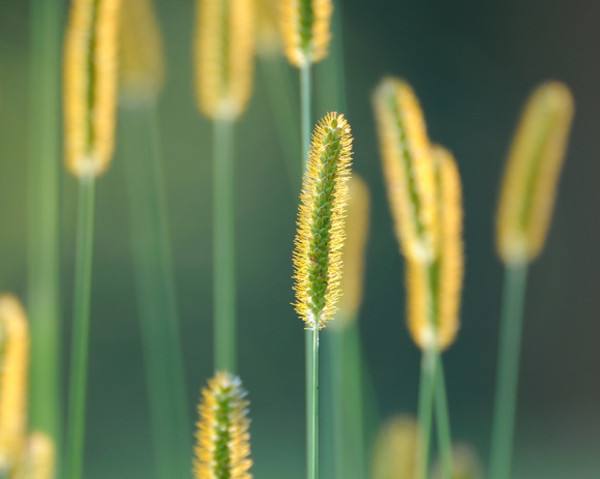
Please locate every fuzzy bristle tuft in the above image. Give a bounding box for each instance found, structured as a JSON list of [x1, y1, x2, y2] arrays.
[[194, 372, 252, 479], [293, 112, 354, 329]]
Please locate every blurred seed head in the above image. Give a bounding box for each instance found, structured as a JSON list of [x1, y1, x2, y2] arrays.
[[371, 415, 419, 479], [254, 0, 281, 57], [12, 433, 55, 479], [432, 443, 483, 479]]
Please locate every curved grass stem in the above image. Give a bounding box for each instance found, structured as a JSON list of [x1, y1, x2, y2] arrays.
[[489, 263, 529, 479]]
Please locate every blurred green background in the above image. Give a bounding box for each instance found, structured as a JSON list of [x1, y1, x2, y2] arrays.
[[1, 0, 599, 477]]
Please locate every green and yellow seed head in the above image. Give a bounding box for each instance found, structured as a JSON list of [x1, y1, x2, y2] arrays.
[[12, 433, 55, 479], [119, 0, 165, 104], [496, 81, 574, 264], [293, 112, 354, 329], [336, 175, 370, 325], [281, 0, 333, 67], [373, 77, 437, 263], [371, 415, 419, 479], [64, 0, 122, 178], [194, 372, 252, 479], [0, 295, 29, 473], [195, 0, 255, 120]]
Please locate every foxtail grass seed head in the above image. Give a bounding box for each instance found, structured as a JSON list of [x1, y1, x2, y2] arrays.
[[119, 0, 165, 104], [64, 0, 122, 178], [0, 295, 29, 473], [336, 175, 370, 325], [407, 147, 464, 351], [281, 0, 333, 67], [254, 0, 281, 57], [195, 0, 255, 120], [194, 372, 252, 479], [12, 433, 55, 479], [432, 444, 483, 479], [374, 77, 437, 263], [496, 81, 574, 264], [293, 112, 353, 329], [372, 415, 419, 479]]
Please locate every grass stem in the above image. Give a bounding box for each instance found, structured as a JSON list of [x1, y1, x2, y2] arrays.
[[306, 328, 320, 479], [213, 118, 236, 373], [434, 357, 454, 479], [300, 63, 312, 169], [489, 263, 529, 479], [416, 347, 438, 479], [65, 176, 96, 479]]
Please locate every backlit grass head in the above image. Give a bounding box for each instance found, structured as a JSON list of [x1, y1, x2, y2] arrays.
[[194, 372, 252, 479], [373, 77, 437, 263], [496, 81, 574, 264], [0, 295, 29, 474], [372, 415, 419, 479], [64, 0, 122, 178], [281, 0, 333, 67], [407, 147, 464, 351], [12, 433, 55, 479], [119, 0, 165, 104], [195, 0, 255, 120], [337, 175, 370, 325], [293, 112, 353, 329]]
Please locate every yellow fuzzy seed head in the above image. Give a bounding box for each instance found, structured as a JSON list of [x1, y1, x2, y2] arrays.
[[194, 372, 252, 479], [293, 112, 354, 329], [195, 0, 255, 120], [335, 175, 370, 326], [12, 433, 55, 479], [371, 415, 419, 479], [119, 0, 165, 104], [374, 77, 437, 263], [64, 0, 122, 178], [432, 444, 483, 479], [281, 0, 333, 67], [407, 146, 464, 351], [0, 295, 29, 473], [254, 0, 281, 57], [496, 81, 574, 264]]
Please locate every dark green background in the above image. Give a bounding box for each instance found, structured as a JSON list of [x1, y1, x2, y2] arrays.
[[0, 0, 598, 477]]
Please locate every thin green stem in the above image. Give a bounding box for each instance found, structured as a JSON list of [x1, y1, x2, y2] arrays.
[[213, 118, 236, 373], [65, 176, 96, 479], [306, 328, 320, 479], [300, 62, 312, 171], [121, 102, 191, 479], [489, 263, 529, 479], [416, 347, 438, 479], [434, 357, 454, 479], [27, 0, 62, 454]]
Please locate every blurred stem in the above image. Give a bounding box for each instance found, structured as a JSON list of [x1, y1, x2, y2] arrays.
[[213, 118, 236, 373], [435, 357, 454, 479], [306, 328, 320, 479], [65, 176, 96, 479], [258, 56, 300, 190], [27, 0, 62, 455], [121, 102, 191, 479], [489, 263, 529, 479], [416, 347, 438, 479], [300, 62, 312, 170]]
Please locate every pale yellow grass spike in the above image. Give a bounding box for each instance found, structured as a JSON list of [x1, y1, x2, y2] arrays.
[[281, 0, 333, 67], [119, 0, 165, 103], [371, 415, 419, 479], [254, 0, 281, 56], [373, 77, 437, 263], [496, 81, 574, 264], [12, 433, 55, 479], [0, 295, 29, 473], [432, 444, 483, 479], [64, 0, 122, 177], [195, 0, 255, 120]]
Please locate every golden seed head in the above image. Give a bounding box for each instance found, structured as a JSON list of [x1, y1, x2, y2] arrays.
[[194, 372, 252, 479], [12, 433, 55, 479], [0, 295, 29, 473], [432, 444, 483, 479], [64, 0, 122, 178], [496, 81, 574, 264], [119, 0, 165, 104], [406, 146, 464, 351], [293, 112, 354, 329], [254, 0, 281, 57], [373, 77, 437, 263], [195, 0, 256, 120], [335, 175, 370, 326], [371, 415, 419, 479], [281, 0, 333, 67]]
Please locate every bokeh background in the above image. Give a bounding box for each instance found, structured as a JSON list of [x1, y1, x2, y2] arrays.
[[1, 0, 599, 477]]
